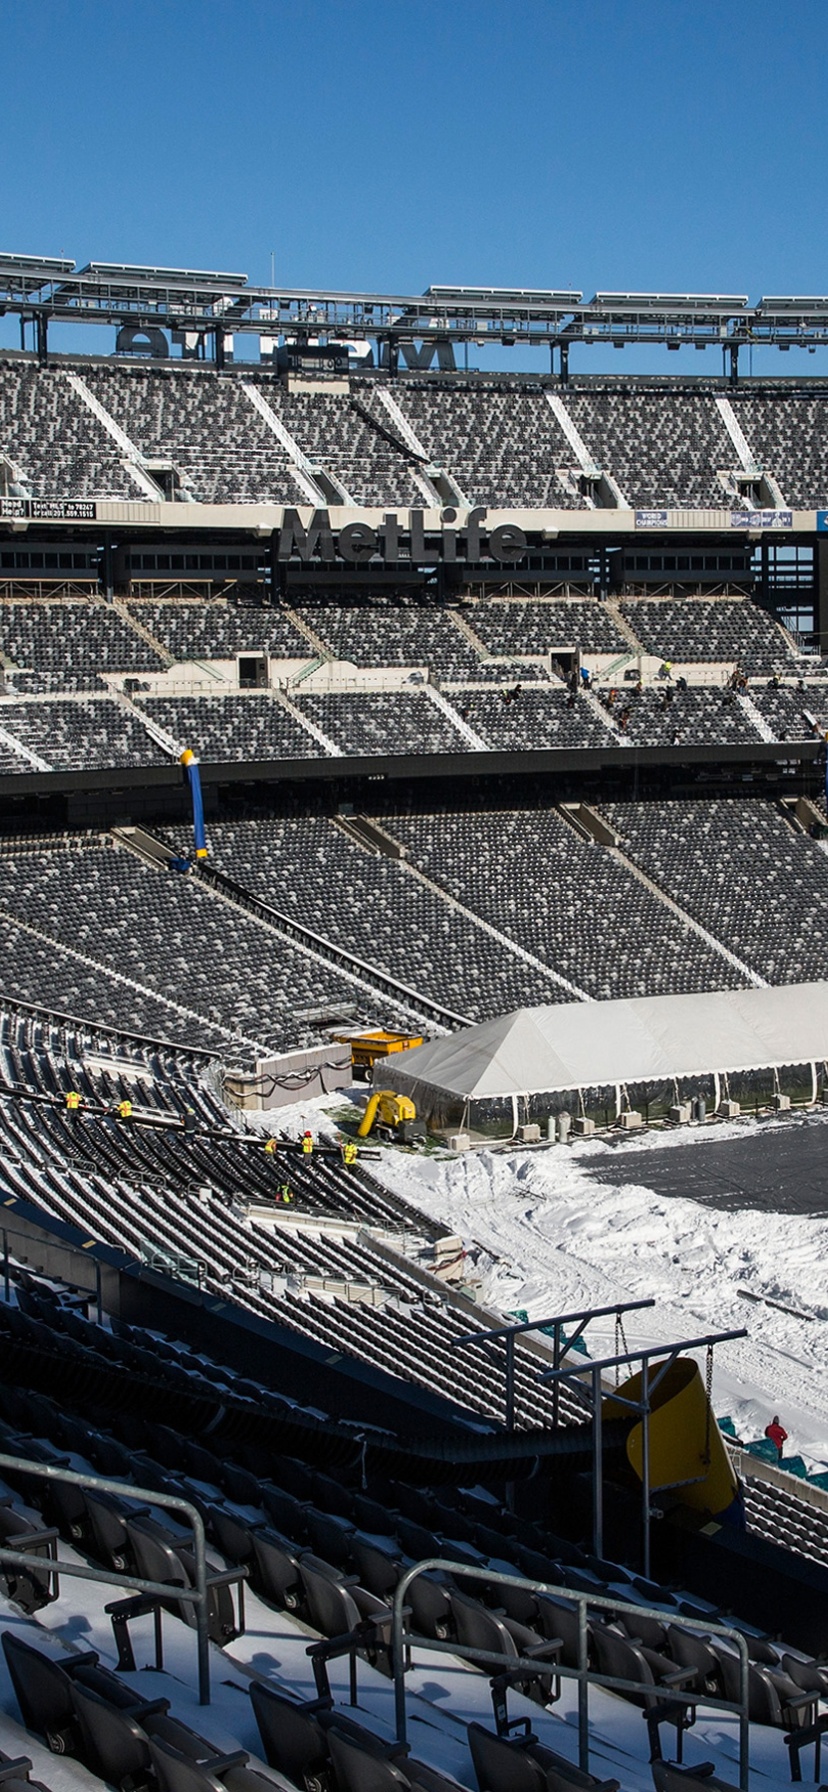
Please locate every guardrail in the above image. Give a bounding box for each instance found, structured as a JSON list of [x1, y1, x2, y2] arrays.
[[0, 1450, 247, 1704], [390, 1558, 751, 1791]]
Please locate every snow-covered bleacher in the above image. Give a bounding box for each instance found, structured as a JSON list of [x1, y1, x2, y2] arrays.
[[382, 802, 747, 1000], [0, 364, 142, 500], [597, 687, 764, 748], [0, 1206, 824, 1792], [729, 388, 828, 510], [82, 364, 310, 505], [291, 599, 486, 682], [179, 815, 566, 1022], [391, 382, 587, 507], [0, 602, 165, 687], [620, 598, 800, 670], [247, 379, 425, 507], [136, 694, 319, 761], [467, 598, 631, 659], [0, 698, 166, 769], [602, 796, 828, 985], [0, 838, 392, 1057], [457, 687, 615, 750], [4, 358, 828, 511], [125, 601, 311, 663], [291, 691, 470, 757], [564, 388, 735, 510]]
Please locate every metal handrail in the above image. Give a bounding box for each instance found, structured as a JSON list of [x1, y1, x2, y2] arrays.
[[391, 1557, 751, 1792], [0, 1449, 245, 1704]]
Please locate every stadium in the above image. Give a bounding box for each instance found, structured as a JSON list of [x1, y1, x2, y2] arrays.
[[0, 255, 828, 1792]]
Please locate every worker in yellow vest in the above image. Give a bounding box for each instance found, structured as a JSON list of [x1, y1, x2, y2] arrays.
[[115, 1098, 133, 1122], [343, 1139, 358, 1167], [301, 1130, 313, 1158], [65, 1090, 82, 1116], [278, 1184, 294, 1205], [264, 1137, 278, 1155]]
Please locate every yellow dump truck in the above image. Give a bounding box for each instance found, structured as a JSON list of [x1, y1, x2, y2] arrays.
[[334, 1029, 424, 1082]]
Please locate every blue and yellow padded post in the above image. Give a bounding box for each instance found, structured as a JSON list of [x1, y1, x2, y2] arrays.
[[179, 749, 208, 859]]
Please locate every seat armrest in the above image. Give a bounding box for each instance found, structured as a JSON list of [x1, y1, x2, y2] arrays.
[[131, 1698, 171, 1720], [525, 1640, 563, 1661], [662, 1668, 697, 1689], [505, 1718, 534, 1738], [0, 1760, 33, 1783], [206, 1565, 249, 1588], [204, 1753, 249, 1774], [8, 1526, 60, 1548]]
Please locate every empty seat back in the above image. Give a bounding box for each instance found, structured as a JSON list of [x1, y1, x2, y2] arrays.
[[249, 1682, 327, 1784], [467, 1724, 547, 1792]]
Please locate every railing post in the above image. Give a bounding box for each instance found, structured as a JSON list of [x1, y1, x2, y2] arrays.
[[592, 1364, 603, 1558], [2, 1231, 8, 1303], [190, 1505, 211, 1705], [578, 1594, 590, 1773], [552, 1321, 562, 1428], [392, 1574, 410, 1746], [505, 1331, 516, 1512], [737, 1633, 750, 1792], [641, 1358, 651, 1581]]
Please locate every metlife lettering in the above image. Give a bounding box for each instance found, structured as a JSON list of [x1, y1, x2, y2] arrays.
[[275, 508, 528, 567]]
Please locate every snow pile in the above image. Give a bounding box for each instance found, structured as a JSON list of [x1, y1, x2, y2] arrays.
[[236, 1084, 828, 1469], [367, 1120, 828, 1473]]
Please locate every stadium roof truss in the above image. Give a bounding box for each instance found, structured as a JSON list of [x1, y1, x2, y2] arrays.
[[5, 256, 828, 365]]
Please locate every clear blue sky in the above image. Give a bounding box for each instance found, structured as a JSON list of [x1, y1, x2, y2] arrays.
[[4, 0, 828, 373]]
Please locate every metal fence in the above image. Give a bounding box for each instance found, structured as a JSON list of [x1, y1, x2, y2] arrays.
[[0, 1450, 247, 1704], [391, 1558, 751, 1791]]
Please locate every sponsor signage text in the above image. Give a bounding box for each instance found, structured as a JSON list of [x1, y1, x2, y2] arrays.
[[730, 509, 792, 530], [0, 498, 97, 520], [276, 507, 528, 566]]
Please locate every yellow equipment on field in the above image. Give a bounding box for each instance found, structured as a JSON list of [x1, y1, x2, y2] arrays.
[[334, 1029, 424, 1081], [357, 1089, 427, 1147]]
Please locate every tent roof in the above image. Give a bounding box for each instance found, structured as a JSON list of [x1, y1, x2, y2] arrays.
[[390, 983, 828, 1100]]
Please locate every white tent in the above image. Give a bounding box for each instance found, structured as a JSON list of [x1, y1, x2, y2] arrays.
[[387, 982, 828, 1107]]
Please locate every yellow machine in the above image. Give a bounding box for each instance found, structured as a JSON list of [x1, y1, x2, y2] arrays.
[[604, 1356, 739, 1520], [335, 1029, 424, 1081], [357, 1089, 427, 1147]]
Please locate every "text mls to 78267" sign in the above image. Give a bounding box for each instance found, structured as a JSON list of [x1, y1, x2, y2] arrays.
[[0, 498, 97, 520]]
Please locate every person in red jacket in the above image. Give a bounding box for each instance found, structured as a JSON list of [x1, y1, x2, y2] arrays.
[[764, 1416, 788, 1459]]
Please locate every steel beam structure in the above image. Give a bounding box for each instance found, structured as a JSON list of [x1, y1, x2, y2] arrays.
[[6, 257, 828, 359]]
